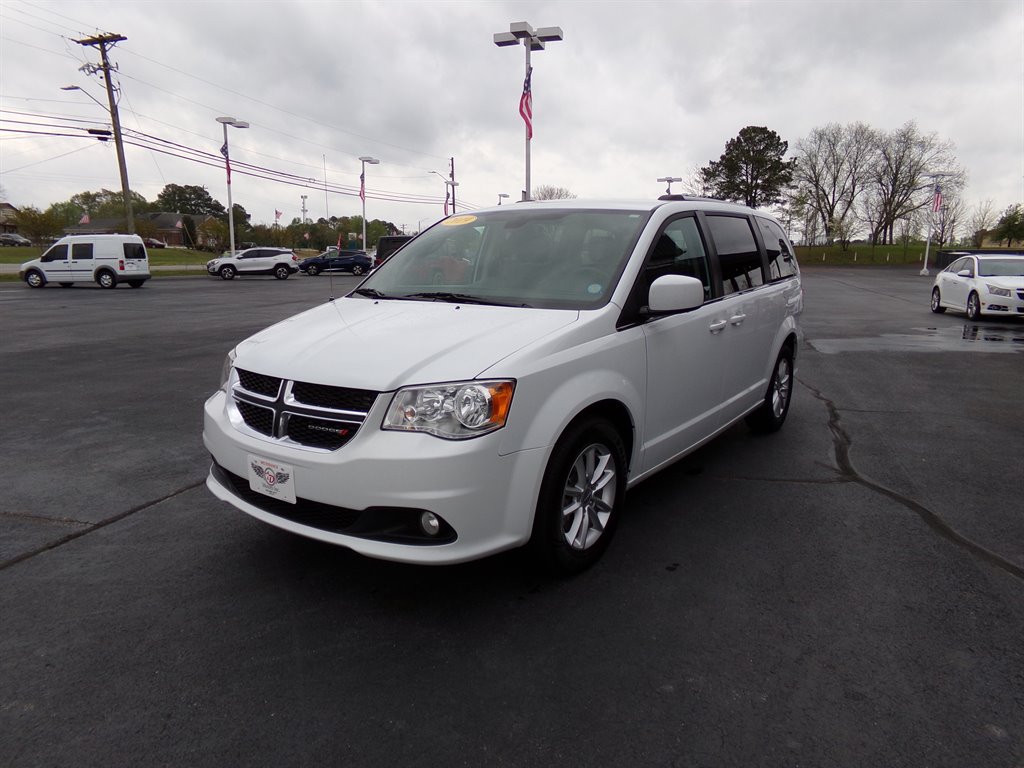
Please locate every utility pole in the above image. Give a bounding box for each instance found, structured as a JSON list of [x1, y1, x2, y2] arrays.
[[75, 33, 134, 233], [449, 157, 456, 212]]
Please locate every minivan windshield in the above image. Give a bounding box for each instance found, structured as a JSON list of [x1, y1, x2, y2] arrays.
[[355, 209, 650, 309]]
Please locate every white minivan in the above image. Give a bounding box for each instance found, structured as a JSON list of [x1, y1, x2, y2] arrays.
[[20, 233, 151, 289], [203, 198, 802, 573]]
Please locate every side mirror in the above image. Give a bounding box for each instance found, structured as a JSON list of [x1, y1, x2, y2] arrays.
[[647, 274, 705, 314], [957, 269, 972, 278]]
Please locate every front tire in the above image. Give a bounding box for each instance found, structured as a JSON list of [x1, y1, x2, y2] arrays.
[[746, 345, 794, 434], [529, 417, 627, 575], [274, 265, 290, 280], [219, 265, 236, 280], [96, 270, 116, 289], [930, 287, 945, 313], [966, 291, 981, 321], [25, 270, 45, 288]]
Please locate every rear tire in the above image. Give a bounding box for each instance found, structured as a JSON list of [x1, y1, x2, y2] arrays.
[[306, 264, 320, 276], [127, 279, 145, 288], [528, 417, 627, 576], [96, 270, 116, 289], [746, 345, 794, 434], [274, 265, 290, 280], [930, 287, 945, 313], [352, 265, 364, 276]]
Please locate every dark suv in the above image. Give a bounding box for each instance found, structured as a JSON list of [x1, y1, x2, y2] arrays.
[[299, 249, 372, 276], [374, 235, 413, 266]]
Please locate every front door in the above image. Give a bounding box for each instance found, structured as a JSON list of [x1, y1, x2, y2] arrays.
[[37, 243, 69, 281]]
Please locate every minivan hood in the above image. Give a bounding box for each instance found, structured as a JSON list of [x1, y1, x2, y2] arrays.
[[234, 297, 579, 391]]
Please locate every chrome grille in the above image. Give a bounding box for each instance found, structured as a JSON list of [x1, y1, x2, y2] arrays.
[[231, 373, 378, 451]]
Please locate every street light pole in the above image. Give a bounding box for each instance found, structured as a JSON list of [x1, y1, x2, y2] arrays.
[[920, 172, 953, 276], [216, 116, 248, 256], [359, 156, 379, 251], [494, 21, 563, 202]]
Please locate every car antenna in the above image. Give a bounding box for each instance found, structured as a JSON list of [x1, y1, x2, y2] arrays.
[[328, 269, 335, 302]]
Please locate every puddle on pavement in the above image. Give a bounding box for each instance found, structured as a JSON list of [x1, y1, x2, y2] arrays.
[[810, 324, 1024, 354]]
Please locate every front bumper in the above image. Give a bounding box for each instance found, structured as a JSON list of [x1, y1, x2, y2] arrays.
[[203, 390, 547, 564]]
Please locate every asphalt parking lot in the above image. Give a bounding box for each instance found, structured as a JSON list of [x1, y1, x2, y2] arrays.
[[1, 267, 1022, 767]]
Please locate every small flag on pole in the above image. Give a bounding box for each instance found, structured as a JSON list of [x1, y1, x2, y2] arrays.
[[932, 185, 943, 213], [79, 213, 90, 225], [175, 219, 183, 229], [221, 142, 231, 183], [336, 232, 343, 250], [274, 209, 282, 222], [359, 172, 366, 203], [519, 66, 533, 140]]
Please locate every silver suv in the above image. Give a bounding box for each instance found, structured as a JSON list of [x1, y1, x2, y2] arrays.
[[206, 247, 299, 280]]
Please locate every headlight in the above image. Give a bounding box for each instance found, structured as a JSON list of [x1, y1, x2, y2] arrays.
[[383, 380, 515, 439], [219, 348, 237, 391], [985, 284, 1011, 297]]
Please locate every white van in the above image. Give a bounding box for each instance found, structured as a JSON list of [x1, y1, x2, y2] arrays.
[[20, 234, 151, 289], [204, 198, 802, 573]]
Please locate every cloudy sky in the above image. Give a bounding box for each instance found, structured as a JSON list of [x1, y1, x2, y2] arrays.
[[2, 0, 1022, 234]]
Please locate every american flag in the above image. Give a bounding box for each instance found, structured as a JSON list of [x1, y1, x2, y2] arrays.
[[359, 172, 365, 203], [79, 213, 90, 225], [274, 209, 282, 222], [336, 232, 343, 250], [519, 66, 533, 140], [220, 141, 231, 183], [932, 185, 943, 213]]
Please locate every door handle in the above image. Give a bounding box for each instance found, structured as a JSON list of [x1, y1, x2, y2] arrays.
[[729, 314, 746, 325], [708, 319, 727, 333]]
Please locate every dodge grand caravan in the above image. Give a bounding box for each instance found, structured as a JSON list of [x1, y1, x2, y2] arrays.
[[203, 197, 802, 573]]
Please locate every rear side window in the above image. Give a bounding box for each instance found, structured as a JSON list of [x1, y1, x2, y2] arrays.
[[72, 243, 94, 260], [124, 243, 146, 260], [756, 218, 798, 281], [706, 215, 764, 295]]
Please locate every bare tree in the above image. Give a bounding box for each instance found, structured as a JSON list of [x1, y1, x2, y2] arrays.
[[935, 193, 967, 247], [860, 121, 962, 245], [792, 122, 876, 243], [966, 199, 996, 247], [532, 185, 576, 200]]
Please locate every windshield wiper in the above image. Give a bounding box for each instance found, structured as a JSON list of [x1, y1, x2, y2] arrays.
[[402, 292, 529, 307], [351, 287, 392, 299]]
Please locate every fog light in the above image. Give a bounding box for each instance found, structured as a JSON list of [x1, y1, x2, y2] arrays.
[[420, 512, 441, 536]]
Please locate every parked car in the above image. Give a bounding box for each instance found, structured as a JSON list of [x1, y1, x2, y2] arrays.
[[299, 249, 372, 277], [0, 233, 32, 247], [203, 198, 802, 574], [143, 237, 167, 249], [930, 254, 1024, 319], [19, 233, 150, 289], [206, 247, 299, 280]]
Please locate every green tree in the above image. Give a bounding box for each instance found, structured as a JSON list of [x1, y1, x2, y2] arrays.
[[156, 184, 226, 217], [69, 188, 150, 219], [700, 126, 795, 209], [990, 204, 1024, 247], [14, 206, 61, 241]]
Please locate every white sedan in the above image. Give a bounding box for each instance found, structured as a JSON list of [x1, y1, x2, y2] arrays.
[[931, 254, 1024, 320]]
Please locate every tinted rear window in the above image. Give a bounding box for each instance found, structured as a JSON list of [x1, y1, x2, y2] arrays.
[[124, 243, 146, 260]]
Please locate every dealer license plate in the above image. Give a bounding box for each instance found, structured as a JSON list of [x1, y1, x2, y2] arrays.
[[247, 455, 296, 504]]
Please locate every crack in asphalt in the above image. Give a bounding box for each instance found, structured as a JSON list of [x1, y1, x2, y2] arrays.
[[0, 479, 206, 572], [798, 377, 1024, 582]]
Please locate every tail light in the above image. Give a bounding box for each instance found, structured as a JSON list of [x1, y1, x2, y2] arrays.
[[118, 259, 125, 271]]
